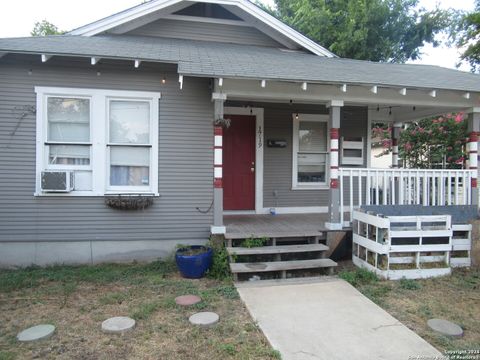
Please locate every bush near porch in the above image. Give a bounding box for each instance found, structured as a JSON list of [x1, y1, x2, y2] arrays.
[[0, 261, 280, 360], [339, 264, 480, 353]]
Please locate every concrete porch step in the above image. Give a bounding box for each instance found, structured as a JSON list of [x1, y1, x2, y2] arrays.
[[227, 244, 329, 256], [230, 258, 337, 274]]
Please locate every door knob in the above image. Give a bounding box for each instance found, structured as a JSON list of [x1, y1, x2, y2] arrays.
[[251, 167, 255, 173]]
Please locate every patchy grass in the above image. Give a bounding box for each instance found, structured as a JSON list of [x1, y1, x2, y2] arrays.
[[0, 261, 280, 360], [341, 265, 480, 353]]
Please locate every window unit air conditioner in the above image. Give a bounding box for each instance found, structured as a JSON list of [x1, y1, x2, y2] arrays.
[[41, 171, 74, 192]]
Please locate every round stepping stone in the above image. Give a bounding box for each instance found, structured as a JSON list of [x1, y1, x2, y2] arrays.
[[101, 317, 136, 334], [175, 295, 202, 306], [17, 324, 55, 342], [427, 319, 463, 337], [189, 312, 219, 327]]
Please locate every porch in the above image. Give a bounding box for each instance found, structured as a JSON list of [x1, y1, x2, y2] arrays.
[[210, 77, 480, 234]]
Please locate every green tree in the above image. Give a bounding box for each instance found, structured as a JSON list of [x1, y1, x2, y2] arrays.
[[271, 0, 451, 62], [31, 20, 64, 36], [452, 0, 480, 72]]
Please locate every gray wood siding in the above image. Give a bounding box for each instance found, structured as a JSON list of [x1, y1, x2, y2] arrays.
[[0, 55, 214, 243], [125, 19, 283, 48], [226, 102, 368, 208]]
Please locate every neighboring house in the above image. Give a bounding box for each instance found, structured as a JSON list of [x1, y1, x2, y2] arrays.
[[0, 0, 479, 267]]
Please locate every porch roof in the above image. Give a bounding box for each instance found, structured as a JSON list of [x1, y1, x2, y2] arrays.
[[1, 34, 480, 93]]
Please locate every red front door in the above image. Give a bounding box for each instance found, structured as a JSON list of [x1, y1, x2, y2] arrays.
[[223, 115, 256, 210]]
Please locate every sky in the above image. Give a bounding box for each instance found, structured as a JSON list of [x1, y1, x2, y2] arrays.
[[0, 0, 475, 70]]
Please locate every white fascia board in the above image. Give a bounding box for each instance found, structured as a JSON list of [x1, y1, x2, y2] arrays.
[[69, 0, 183, 36], [68, 0, 336, 58], [228, 0, 335, 57]]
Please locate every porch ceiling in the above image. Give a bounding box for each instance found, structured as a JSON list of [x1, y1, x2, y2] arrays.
[[216, 78, 479, 123]]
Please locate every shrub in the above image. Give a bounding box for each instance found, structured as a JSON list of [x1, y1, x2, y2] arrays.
[[206, 238, 232, 280]]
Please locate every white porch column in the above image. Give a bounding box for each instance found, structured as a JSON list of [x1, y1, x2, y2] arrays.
[[326, 100, 344, 230], [211, 93, 227, 235], [467, 110, 480, 206], [392, 122, 402, 168]]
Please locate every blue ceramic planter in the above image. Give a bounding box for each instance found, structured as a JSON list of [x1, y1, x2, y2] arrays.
[[175, 245, 213, 279]]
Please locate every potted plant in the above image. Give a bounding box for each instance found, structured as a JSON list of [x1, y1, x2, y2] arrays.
[[175, 245, 213, 279]]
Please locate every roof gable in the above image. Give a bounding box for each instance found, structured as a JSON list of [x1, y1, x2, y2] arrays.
[[173, 3, 242, 20], [68, 0, 335, 57]]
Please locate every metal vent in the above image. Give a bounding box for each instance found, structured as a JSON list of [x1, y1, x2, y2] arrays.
[[41, 171, 74, 192]]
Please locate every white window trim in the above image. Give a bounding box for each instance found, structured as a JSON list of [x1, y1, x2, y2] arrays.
[[35, 86, 160, 197], [292, 113, 330, 190], [105, 97, 157, 194]]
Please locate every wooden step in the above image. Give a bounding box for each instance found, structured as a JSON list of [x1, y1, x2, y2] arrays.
[[225, 231, 325, 240], [227, 244, 329, 256], [230, 258, 337, 274]]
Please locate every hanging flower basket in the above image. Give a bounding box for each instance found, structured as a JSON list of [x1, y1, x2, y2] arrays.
[[105, 195, 154, 210], [214, 117, 231, 128]]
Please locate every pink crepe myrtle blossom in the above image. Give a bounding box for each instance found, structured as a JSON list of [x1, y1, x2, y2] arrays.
[[447, 156, 453, 162], [404, 142, 413, 152], [455, 112, 464, 123], [455, 157, 465, 164]]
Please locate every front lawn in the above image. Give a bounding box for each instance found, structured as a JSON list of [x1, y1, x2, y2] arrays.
[[339, 264, 480, 353], [0, 261, 280, 360]]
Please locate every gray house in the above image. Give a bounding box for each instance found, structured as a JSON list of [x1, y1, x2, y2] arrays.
[[0, 0, 479, 268]]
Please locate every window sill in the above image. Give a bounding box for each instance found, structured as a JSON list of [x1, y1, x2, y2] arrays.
[[291, 185, 329, 191], [34, 191, 160, 197]]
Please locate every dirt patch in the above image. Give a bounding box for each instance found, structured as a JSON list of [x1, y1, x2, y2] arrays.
[[0, 262, 280, 360], [339, 263, 480, 354]]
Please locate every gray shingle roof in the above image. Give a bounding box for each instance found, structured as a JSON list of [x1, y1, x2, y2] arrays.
[[1, 35, 479, 92]]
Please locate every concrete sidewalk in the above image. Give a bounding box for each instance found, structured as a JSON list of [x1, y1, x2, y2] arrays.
[[237, 278, 442, 360]]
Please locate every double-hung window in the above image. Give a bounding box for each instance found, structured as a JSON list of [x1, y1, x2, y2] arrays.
[[108, 99, 152, 191], [35, 87, 160, 196], [292, 114, 329, 189]]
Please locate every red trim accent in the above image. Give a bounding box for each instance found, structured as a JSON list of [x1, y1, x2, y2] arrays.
[[330, 128, 339, 140], [472, 178, 477, 188], [469, 132, 478, 142], [392, 152, 398, 156], [469, 151, 478, 154], [392, 139, 398, 146], [214, 126, 223, 136], [331, 149, 339, 152], [469, 167, 478, 170], [330, 166, 339, 169], [214, 178, 223, 188], [330, 179, 339, 189]]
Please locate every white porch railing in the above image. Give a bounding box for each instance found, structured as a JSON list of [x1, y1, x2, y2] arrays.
[[339, 168, 475, 225]]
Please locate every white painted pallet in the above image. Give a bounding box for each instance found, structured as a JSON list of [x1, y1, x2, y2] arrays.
[[352, 210, 472, 280]]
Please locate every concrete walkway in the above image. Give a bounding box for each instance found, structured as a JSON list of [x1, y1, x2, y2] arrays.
[[237, 278, 442, 360]]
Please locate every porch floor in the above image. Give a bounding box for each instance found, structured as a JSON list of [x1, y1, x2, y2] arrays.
[[224, 213, 332, 239]]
